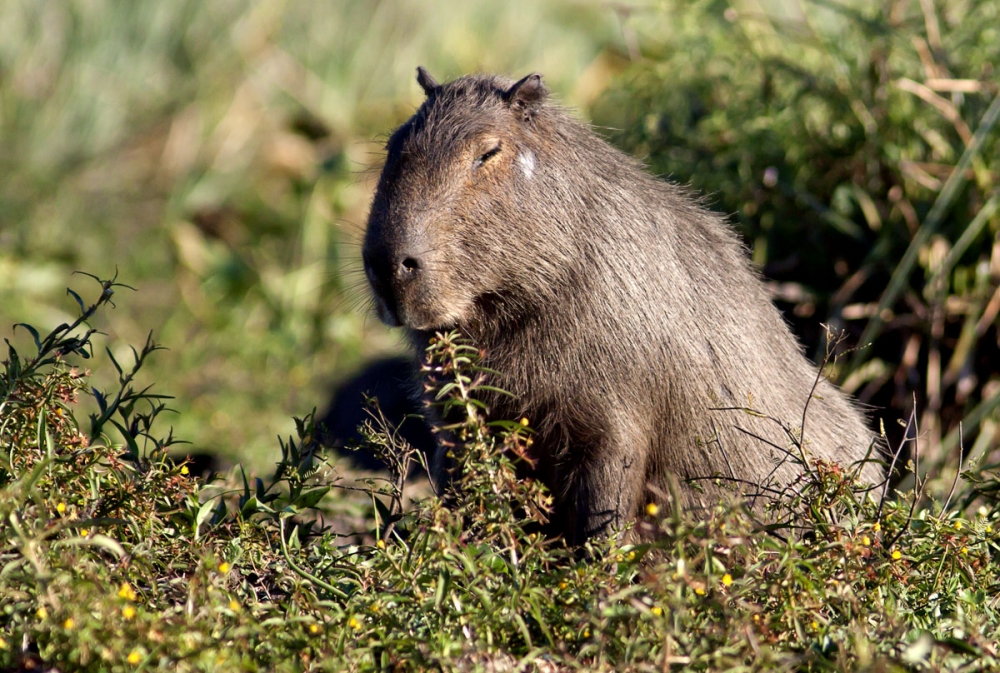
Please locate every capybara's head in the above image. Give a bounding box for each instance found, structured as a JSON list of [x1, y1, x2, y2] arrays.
[[362, 67, 555, 331]]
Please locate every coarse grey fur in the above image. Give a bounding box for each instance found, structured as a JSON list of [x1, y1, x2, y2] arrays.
[[362, 68, 883, 543]]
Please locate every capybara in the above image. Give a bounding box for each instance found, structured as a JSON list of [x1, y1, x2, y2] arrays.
[[361, 67, 882, 542]]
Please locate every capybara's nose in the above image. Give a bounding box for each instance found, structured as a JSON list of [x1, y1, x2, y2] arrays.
[[397, 256, 421, 283]]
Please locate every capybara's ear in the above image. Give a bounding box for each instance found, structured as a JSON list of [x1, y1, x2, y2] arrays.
[[416, 66, 439, 97], [503, 73, 548, 119]]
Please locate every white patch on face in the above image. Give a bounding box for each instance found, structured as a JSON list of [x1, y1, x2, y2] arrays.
[[518, 150, 536, 180]]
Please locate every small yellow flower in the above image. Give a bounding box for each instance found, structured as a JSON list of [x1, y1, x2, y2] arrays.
[[63, 618, 75, 630], [558, 581, 568, 590], [79, 529, 89, 537], [180, 465, 189, 475], [650, 606, 662, 616], [118, 583, 137, 601], [961, 547, 968, 555], [348, 617, 361, 630], [36, 607, 48, 620], [122, 606, 136, 620], [520, 417, 530, 426], [229, 600, 241, 612], [376, 539, 385, 549], [862, 536, 871, 546], [309, 623, 320, 634], [954, 521, 963, 531], [615, 554, 624, 563], [370, 603, 381, 614], [987, 526, 993, 534], [722, 574, 733, 587], [127, 650, 142, 665], [218, 562, 230, 574], [695, 587, 706, 596], [752, 614, 760, 623], [873, 522, 881, 532], [811, 620, 819, 630], [0, 636, 6, 650], [56, 502, 66, 514], [583, 629, 591, 638], [627, 551, 636, 561], [891, 550, 902, 561], [645, 503, 660, 517]]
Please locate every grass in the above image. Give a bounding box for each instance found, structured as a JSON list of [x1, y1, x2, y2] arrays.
[[1, 279, 998, 671], [0, 0, 621, 472], [594, 0, 1000, 482]]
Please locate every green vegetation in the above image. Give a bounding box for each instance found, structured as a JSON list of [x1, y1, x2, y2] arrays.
[[594, 0, 1000, 485], [0, 0, 619, 471], [3, 0, 1000, 670], [1, 279, 999, 671]]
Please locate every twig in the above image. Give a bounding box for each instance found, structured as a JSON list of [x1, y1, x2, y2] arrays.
[[941, 423, 963, 515]]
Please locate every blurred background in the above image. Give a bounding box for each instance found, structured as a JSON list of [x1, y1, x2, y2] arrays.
[[1, 0, 998, 488]]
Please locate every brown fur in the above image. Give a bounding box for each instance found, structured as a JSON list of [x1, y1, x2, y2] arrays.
[[362, 68, 882, 543]]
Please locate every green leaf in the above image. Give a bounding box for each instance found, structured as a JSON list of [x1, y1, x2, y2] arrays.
[[293, 486, 330, 510], [195, 499, 217, 538]]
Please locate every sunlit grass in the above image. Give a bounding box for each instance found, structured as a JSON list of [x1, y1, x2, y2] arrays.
[[0, 0, 622, 471]]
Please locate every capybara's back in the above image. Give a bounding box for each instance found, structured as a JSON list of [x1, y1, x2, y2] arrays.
[[362, 67, 882, 542]]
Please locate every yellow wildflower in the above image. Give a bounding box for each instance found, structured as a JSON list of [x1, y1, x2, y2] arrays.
[[651, 606, 662, 616], [961, 547, 968, 555], [873, 522, 881, 532], [520, 417, 530, 426], [63, 618, 75, 630], [559, 581, 568, 590], [348, 617, 362, 630], [0, 636, 7, 649], [645, 503, 660, 517], [56, 502, 66, 514], [118, 583, 137, 601], [309, 623, 320, 634], [127, 650, 142, 665], [891, 550, 902, 561], [954, 521, 963, 531], [695, 587, 706, 596], [376, 539, 385, 549], [180, 465, 189, 475], [862, 536, 871, 546], [218, 562, 230, 574], [229, 600, 241, 612], [36, 607, 48, 620], [79, 529, 89, 537], [122, 606, 136, 620], [722, 574, 733, 587]]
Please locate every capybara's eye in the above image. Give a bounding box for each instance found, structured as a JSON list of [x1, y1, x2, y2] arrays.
[[474, 143, 501, 168]]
